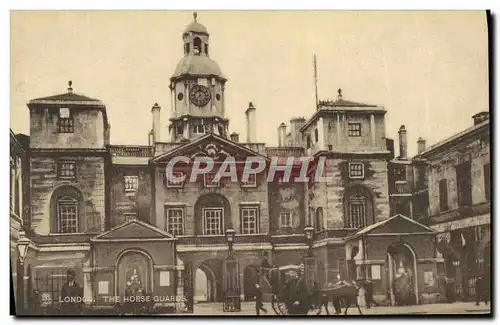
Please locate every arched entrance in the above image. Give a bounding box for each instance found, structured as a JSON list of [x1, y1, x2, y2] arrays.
[[115, 250, 152, 299], [386, 242, 418, 306], [244, 265, 260, 301], [195, 259, 223, 303]]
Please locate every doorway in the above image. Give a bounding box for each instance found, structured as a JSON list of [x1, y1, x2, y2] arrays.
[[386, 242, 418, 306]]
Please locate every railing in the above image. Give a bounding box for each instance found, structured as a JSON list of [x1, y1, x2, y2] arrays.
[[265, 147, 305, 158], [241, 143, 266, 154], [108, 145, 153, 157]]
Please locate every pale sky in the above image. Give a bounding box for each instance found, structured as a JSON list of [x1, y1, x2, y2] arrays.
[[10, 11, 489, 156]]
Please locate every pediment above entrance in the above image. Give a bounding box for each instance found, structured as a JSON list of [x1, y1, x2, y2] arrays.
[[349, 214, 436, 239], [151, 133, 269, 164], [91, 219, 175, 241]]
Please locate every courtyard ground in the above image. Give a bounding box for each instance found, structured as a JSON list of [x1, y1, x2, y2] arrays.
[[174, 301, 491, 316]]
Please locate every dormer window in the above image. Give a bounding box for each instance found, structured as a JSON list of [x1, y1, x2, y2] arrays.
[[58, 107, 74, 133]]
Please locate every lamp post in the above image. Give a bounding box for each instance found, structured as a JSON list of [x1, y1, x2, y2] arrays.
[[304, 226, 314, 257], [225, 228, 236, 253], [223, 228, 240, 312], [17, 234, 30, 315], [303, 226, 315, 290]]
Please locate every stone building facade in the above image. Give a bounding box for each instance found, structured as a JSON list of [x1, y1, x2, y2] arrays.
[[414, 112, 491, 301], [12, 13, 473, 313]]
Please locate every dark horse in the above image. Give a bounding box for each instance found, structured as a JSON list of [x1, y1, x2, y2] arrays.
[[317, 282, 363, 315]]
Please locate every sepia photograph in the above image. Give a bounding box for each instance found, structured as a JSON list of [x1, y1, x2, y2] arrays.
[[9, 10, 491, 317]]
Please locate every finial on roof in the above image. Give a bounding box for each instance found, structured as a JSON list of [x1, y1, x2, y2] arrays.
[[68, 80, 73, 93], [337, 88, 342, 101], [193, 12, 198, 20]]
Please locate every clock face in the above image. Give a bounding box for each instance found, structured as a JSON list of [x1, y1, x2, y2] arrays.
[[189, 85, 211, 107]]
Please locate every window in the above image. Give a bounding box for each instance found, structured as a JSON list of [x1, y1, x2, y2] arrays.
[[349, 162, 364, 179], [58, 108, 74, 133], [279, 212, 293, 228], [394, 165, 406, 181], [58, 161, 76, 180], [166, 208, 184, 236], [347, 195, 366, 228], [204, 172, 220, 188], [193, 124, 204, 135], [123, 213, 137, 222], [166, 172, 185, 188], [203, 208, 223, 235], [241, 207, 258, 234], [348, 123, 361, 137], [439, 179, 448, 212], [241, 174, 257, 188], [456, 162, 472, 206], [306, 135, 311, 149], [124, 176, 139, 193], [484, 163, 491, 201], [314, 129, 319, 143], [57, 196, 78, 233], [176, 125, 184, 135]]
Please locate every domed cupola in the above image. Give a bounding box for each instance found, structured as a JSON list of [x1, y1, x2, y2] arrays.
[[168, 12, 229, 142], [171, 12, 226, 81]]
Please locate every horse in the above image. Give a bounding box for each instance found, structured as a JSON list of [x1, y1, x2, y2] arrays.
[[318, 282, 363, 315]]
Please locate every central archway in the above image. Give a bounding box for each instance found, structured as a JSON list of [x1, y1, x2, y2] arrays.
[[195, 259, 223, 303], [194, 193, 231, 235]]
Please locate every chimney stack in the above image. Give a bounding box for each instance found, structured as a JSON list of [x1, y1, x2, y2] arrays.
[[398, 125, 407, 159], [289, 117, 307, 147], [152, 103, 161, 144], [230, 132, 239, 143], [245, 102, 257, 143], [278, 122, 287, 147], [472, 111, 490, 125], [417, 137, 426, 154]]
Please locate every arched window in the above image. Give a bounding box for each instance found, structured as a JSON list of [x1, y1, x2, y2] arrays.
[[193, 37, 202, 55], [50, 186, 83, 234], [315, 207, 324, 231], [343, 186, 374, 229]]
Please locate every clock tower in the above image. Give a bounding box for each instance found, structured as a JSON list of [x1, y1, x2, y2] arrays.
[[168, 12, 229, 142]]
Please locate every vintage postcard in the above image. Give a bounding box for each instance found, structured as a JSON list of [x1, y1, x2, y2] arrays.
[[9, 10, 491, 316]]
